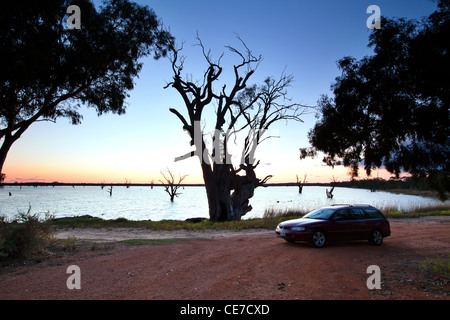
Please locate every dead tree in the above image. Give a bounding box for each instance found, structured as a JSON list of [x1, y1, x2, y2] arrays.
[[326, 186, 335, 199], [296, 174, 307, 194], [165, 35, 310, 221], [326, 176, 337, 199], [159, 168, 188, 202]]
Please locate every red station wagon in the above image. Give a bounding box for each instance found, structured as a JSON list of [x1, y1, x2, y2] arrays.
[[275, 205, 391, 248]]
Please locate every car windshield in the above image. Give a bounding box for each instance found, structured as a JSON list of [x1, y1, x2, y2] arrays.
[[303, 208, 335, 220]]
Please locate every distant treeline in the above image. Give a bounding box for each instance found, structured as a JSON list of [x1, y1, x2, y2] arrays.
[[0, 177, 439, 191], [330, 178, 424, 191], [0, 182, 204, 187], [332, 176, 449, 201]]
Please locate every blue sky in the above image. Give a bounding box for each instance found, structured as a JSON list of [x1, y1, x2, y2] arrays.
[[4, 0, 438, 184]]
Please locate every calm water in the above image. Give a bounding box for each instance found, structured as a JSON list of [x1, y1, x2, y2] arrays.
[[0, 185, 447, 221]]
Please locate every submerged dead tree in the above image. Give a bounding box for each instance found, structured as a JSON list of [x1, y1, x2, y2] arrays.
[[296, 174, 307, 194], [159, 168, 188, 202], [326, 176, 337, 199], [165, 35, 309, 221], [326, 186, 335, 199]]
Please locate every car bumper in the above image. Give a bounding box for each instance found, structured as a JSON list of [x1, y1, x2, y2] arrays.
[[275, 229, 313, 242]]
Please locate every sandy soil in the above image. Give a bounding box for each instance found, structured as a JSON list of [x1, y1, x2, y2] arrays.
[[0, 216, 449, 300]]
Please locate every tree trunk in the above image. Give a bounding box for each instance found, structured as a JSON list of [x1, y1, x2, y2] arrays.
[[202, 164, 233, 221], [0, 136, 15, 179], [0, 111, 42, 179], [201, 162, 260, 221], [230, 164, 259, 220], [230, 182, 256, 220], [205, 181, 232, 221]]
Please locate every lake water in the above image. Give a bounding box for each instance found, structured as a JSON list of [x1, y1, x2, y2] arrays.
[[0, 185, 447, 221]]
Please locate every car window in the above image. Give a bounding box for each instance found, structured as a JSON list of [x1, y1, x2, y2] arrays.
[[364, 208, 383, 218], [333, 209, 353, 221], [350, 208, 365, 219], [303, 208, 335, 220]]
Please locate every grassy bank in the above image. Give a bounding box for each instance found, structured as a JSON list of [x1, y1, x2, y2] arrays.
[[49, 203, 450, 231], [381, 204, 450, 219], [263, 204, 450, 220]]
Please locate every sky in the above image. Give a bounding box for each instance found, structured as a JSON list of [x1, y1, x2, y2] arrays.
[[2, 0, 439, 184]]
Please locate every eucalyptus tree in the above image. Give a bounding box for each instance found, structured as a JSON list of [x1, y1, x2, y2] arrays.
[[301, 1, 449, 198], [0, 0, 173, 178]]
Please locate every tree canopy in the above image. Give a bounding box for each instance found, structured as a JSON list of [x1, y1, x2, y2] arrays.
[[301, 0, 449, 188], [0, 0, 173, 176]]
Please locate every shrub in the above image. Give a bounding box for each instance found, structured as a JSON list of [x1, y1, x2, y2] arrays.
[[420, 254, 450, 279], [0, 207, 54, 260], [62, 236, 78, 251]]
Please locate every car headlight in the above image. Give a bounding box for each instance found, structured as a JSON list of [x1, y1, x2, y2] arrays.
[[291, 226, 305, 231]]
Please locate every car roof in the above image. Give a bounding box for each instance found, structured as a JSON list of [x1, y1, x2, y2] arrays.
[[324, 204, 376, 209]]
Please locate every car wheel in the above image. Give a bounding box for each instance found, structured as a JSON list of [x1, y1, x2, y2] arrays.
[[369, 230, 383, 246], [312, 230, 326, 248]]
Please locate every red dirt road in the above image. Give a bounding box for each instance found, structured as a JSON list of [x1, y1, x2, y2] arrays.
[[0, 216, 449, 300]]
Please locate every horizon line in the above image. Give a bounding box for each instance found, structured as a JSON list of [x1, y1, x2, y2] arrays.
[[0, 178, 406, 187]]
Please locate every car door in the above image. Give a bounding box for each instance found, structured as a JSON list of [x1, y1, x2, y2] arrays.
[[329, 209, 355, 240], [349, 208, 370, 239]]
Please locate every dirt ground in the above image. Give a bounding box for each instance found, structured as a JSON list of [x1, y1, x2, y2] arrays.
[[0, 216, 449, 300]]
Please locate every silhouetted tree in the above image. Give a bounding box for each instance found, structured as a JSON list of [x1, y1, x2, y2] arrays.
[[301, 1, 449, 199], [159, 168, 188, 202], [0, 0, 174, 178], [296, 174, 307, 194], [166, 35, 309, 221]]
